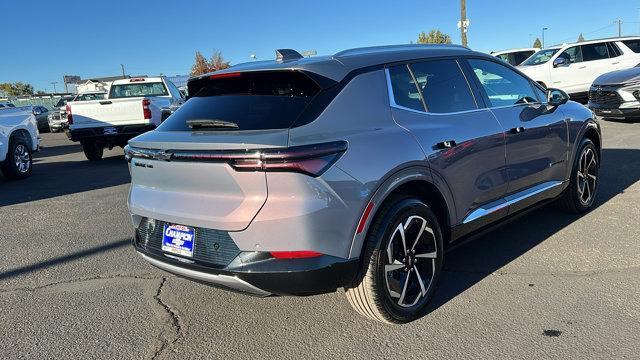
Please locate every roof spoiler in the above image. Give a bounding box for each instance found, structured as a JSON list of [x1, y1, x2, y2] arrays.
[[275, 49, 303, 63]]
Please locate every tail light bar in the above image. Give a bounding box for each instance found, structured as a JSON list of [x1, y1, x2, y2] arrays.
[[66, 104, 73, 125], [124, 141, 347, 177], [142, 99, 151, 119]]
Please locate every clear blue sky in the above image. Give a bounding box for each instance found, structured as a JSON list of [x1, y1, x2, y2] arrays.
[[2, 0, 640, 92]]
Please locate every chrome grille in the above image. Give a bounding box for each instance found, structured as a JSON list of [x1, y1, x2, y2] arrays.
[[589, 87, 622, 107], [135, 217, 240, 267]]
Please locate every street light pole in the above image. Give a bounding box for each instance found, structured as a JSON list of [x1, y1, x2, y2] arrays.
[[50, 82, 58, 94], [542, 27, 549, 48]]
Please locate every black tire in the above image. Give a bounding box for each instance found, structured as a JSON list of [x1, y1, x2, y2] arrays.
[[345, 196, 444, 324], [1, 134, 33, 180], [558, 138, 599, 213], [81, 141, 104, 161]]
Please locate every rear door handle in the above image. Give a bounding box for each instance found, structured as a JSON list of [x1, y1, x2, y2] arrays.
[[578, 66, 587, 69], [510, 127, 525, 134], [99, 101, 112, 105], [434, 140, 457, 149]]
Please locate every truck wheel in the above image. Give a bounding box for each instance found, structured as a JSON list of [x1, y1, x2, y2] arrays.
[[1, 135, 33, 180], [82, 141, 104, 161]]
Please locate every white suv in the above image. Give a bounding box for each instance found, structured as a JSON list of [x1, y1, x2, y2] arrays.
[[518, 37, 640, 96], [0, 107, 39, 180]]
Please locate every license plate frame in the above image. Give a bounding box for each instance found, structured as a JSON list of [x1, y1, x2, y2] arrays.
[[162, 224, 196, 258]]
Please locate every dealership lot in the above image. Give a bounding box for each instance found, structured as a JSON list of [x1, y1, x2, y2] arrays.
[[1, 119, 639, 359]]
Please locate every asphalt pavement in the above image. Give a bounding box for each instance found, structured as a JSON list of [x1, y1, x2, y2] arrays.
[[1, 119, 639, 359]]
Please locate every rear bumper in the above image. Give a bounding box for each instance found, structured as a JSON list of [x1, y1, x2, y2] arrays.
[[134, 238, 359, 296], [67, 124, 155, 142]]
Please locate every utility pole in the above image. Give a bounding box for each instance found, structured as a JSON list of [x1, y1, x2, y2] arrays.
[[121, 64, 126, 79], [50, 82, 58, 94], [459, 0, 468, 47], [614, 19, 623, 37], [542, 27, 549, 48]]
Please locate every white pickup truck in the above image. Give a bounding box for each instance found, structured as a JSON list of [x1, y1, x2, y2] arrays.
[[67, 77, 184, 161], [1, 107, 39, 180]]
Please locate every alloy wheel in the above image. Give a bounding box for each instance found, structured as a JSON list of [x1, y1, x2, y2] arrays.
[[577, 147, 597, 205], [384, 215, 437, 308], [14, 144, 30, 174]]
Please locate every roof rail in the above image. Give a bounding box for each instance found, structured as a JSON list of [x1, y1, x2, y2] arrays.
[[275, 49, 303, 63]]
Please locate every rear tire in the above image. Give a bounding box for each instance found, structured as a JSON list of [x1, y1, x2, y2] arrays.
[[345, 196, 444, 324], [82, 141, 104, 161], [1, 135, 32, 180], [558, 138, 599, 213]]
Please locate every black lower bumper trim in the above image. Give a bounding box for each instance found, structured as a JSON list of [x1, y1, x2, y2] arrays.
[[590, 106, 640, 118], [134, 243, 359, 296]]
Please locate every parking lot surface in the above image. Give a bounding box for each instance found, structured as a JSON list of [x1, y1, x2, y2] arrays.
[[1, 120, 639, 359]]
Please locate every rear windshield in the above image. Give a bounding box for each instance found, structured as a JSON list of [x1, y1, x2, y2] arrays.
[[109, 82, 168, 99], [158, 71, 321, 131]]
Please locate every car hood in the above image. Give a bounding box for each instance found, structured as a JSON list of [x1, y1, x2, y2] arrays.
[[593, 67, 640, 86]]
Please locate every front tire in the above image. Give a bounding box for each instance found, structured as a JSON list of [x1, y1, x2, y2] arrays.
[[81, 141, 104, 161], [558, 138, 599, 213], [345, 197, 444, 324], [1, 135, 32, 180]]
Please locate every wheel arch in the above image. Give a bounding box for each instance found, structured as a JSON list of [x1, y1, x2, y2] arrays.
[[348, 166, 454, 259], [9, 128, 33, 150]]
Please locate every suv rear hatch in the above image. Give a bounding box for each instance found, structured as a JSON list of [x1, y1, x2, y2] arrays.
[[127, 70, 339, 231]]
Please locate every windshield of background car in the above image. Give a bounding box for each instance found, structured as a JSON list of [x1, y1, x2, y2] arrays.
[[109, 82, 168, 99], [520, 48, 560, 66], [159, 71, 322, 131]]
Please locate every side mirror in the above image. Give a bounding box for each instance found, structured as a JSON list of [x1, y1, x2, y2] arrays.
[[33, 108, 42, 115], [547, 88, 569, 106], [553, 57, 567, 68]]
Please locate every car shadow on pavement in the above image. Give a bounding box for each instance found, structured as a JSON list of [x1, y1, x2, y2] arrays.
[[429, 148, 640, 312], [0, 155, 130, 207], [0, 239, 131, 282], [34, 144, 84, 158]]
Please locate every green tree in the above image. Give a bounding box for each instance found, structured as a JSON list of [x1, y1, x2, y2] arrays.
[[190, 51, 210, 76], [209, 51, 231, 71], [417, 29, 452, 44], [532, 37, 542, 48], [0, 82, 34, 96], [577, 33, 585, 42]]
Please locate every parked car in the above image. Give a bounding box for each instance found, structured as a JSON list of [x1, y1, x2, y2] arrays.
[[125, 45, 601, 324], [588, 65, 640, 120], [32, 105, 50, 132], [72, 91, 106, 102], [492, 47, 539, 66], [0, 106, 39, 179], [518, 36, 640, 97], [48, 96, 75, 132], [67, 77, 183, 161], [0, 102, 16, 108]]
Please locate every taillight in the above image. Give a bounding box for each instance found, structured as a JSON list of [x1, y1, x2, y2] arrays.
[[66, 104, 73, 124], [169, 141, 347, 177], [269, 251, 323, 259], [126, 141, 348, 177], [142, 99, 151, 119]]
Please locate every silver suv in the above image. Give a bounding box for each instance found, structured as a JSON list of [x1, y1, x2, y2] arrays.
[[125, 45, 601, 323]]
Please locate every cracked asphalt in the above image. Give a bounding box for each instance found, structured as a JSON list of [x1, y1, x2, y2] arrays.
[[1, 119, 639, 359]]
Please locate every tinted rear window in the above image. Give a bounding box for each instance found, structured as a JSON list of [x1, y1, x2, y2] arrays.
[[109, 82, 168, 99], [159, 71, 321, 131], [623, 39, 640, 53]]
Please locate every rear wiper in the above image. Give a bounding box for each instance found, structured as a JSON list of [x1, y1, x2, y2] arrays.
[[186, 119, 239, 129]]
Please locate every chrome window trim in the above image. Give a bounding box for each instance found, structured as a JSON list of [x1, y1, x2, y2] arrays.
[[462, 180, 564, 224], [384, 66, 545, 115]]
